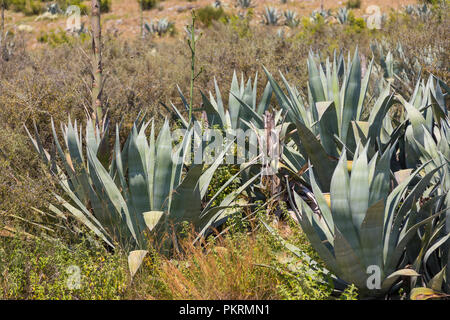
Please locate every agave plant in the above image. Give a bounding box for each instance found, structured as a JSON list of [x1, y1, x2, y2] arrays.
[[26, 115, 258, 255], [283, 10, 299, 28], [403, 4, 432, 19], [263, 50, 402, 192], [310, 8, 331, 22], [370, 41, 423, 94], [262, 7, 280, 26], [396, 74, 449, 169], [397, 77, 449, 296], [236, 0, 253, 9], [286, 144, 443, 297], [165, 72, 273, 133], [336, 7, 349, 24], [144, 18, 173, 36]]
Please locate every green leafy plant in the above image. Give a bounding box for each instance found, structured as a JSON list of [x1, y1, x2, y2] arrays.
[[346, 0, 361, 9], [144, 18, 175, 36], [287, 144, 442, 297], [25, 115, 257, 257], [100, 0, 111, 13], [195, 6, 227, 27], [336, 7, 349, 24], [165, 71, 273, 132], [284, 10, 299, 28], [262, 7, 280, 26], [139, 0, 158, 11], [236, 0, 253, 9], [8, 0, 43, 15]]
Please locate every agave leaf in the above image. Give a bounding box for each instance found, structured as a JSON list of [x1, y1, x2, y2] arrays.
[[143, 211, 164, 232], [53, 194, 114, 248], [162, 101, 189, 128], [87, 147, 138, 245], [360, 199, 385, 269], [307, 52, 326, 102], [229, 71, 241, 129], [309, 170, 334, 234], [170, 165, 203, 227], [385, 211, 442, 275], [279, 72, 308, 124], [368, 146, 392, 206], [429, 266, 446, 292], [381, 268, 420, 292], [383, 161, 432, 259], [197, 172, 260, 239], [293, 193, 338, 272], [294, 120, 335, 191], [341, 50, 361, 142], [356, 57, 373, 120], [230, 92, 264, 129], [127, 126, 150, 234], [349, 146, 370, 232], [263, 66, 297, 123], [213, 78, 226, 120], [128, 250, 148, 278], [153, 120, 174, 210], [256, 81, 273, 116], [201, 91, 224, 128], [317, 101, 339, 158], [333, 228, 367, 289], [367, 88, 393, 144], [410, 287, 447, 300], [330, 152, 361, 256], [423, 232, 450, 274], [430, 82, 448, 126]]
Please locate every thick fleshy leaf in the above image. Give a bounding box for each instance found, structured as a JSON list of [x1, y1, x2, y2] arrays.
[[153, 120, 174, 210], [349, 147, 369, 232], [295, 120, 335, 191], [143, 211, 164, 232], [128, 250, 148, 278], [334, 228, 367, 289], [331, 152, 361, 256], [360, 199, 385, 270], [341, 50, 361, 142]]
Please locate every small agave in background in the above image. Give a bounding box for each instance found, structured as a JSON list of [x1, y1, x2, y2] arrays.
[[144, 18, 174, 37], [236, 0, 254, 9], [336, 7, 349, 24], [262, 7, 280, 26], [283, 10, 299, 28]]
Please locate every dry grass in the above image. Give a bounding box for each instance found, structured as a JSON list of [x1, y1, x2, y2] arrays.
[[154, 234, 281, 300]]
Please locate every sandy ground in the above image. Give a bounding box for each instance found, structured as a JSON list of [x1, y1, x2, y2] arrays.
[[4, 0, 418, 48]]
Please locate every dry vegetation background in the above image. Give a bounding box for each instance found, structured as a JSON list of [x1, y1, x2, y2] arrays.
[[0, 0, 448, 299]]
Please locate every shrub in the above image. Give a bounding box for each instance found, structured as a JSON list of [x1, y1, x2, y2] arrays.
[[196, 6, 228, 27], [346, 0, 361, 9], [100, 0, 111, 13], [139, 0, 158, 11], [0, 236, 127, 299], [345, 10, 366, 33], [37, 28, 90, 47], [7, 0, 43, 16]]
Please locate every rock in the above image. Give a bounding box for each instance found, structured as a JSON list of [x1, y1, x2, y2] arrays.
[[175, 5, 195, 13], [17, 25, 34, 33]]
